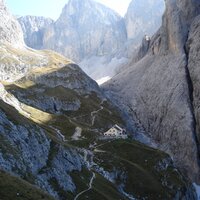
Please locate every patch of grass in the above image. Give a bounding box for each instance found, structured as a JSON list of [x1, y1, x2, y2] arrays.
[[77, 173, 127, 200], [0, 170, 55, 200], [49, 178, 72, 200], [94, 139, 186, 200], [70, 168, 91, 194], [0, 43, 70, 68], [3, 65, 125, 136]]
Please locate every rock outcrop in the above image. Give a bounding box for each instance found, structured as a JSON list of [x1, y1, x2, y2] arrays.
[[0, 100, 84, 199], [0, 0, 24, 47], [18, 16, 54, 49], [104, 0, 200, 182]]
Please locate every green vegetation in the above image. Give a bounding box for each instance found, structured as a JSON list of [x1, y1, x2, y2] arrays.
[[0, 56, 191, 200], [93, 139, 186, 199], [90, 174, 127, 200], [0, 43, 70, 68], [0, 170, 54, 200], [49, 178, 72, 200], [0, 83, 188, 199], [4, 70, 124, 140], [70, 168, 92, 194], [75, 173, 127, 200]]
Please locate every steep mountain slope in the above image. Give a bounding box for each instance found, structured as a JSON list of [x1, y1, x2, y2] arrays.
[[1, 56, 194, 199], [18, 16, 54, 49], [0, 170, 54, 200], [0, 91, 195, 199], [0, 0, 197, 199], [42, 0, 127, 63], [104, 0, 200, 182]]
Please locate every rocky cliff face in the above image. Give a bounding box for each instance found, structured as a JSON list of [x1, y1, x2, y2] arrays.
[[0, 0, 24, 47], [0, 0, 49, 81], [42, 0, 127, 62], [18, 16, 54, 49], [104, 0, 200, 182], [0, 101, 84, 199], [125, 0, 164, 42], [187, 15, 200, 162], [16, 0, 166, 81]]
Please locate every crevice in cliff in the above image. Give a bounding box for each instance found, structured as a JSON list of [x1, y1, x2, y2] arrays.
[[184, 42, 200, 167]]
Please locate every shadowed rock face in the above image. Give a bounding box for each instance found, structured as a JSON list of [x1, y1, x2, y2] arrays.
[[104, 0, 200, 182]]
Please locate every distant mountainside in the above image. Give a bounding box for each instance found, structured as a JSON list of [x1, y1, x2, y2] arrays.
[[124, 0, 165, 59], [18, 0, 127, 63], [125, 0, 164, 41], [18, 16, 54, 49], [104, 0, 200, 183], [17, 0, 165, 81]]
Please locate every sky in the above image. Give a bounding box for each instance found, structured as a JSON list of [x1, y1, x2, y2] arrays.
[[5, 0, 132, 20]]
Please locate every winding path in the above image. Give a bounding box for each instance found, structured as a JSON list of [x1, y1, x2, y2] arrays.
[[50, 126, 67, 142], [91, 106, 103, 126], [74, 172, 96, 200], [91, 99, 106, 126]]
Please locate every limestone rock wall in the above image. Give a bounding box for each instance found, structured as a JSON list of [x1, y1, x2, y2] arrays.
[[104, 0, 200, 182]]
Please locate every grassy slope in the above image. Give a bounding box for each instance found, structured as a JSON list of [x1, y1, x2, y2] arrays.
[[0, 170, 54, 200], [94, 139, 186, 199], [0, 100, 125, 200], [3, 64, 124, 141], [0, 44, 70, 66], [0, 49, 191, 199], [0, 97, 189, 200]]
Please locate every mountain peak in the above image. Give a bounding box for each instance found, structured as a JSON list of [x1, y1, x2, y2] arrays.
[[42, 0, 126, 62], [0, 0, 24, 47], [62, 0, 121, 19]]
